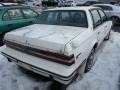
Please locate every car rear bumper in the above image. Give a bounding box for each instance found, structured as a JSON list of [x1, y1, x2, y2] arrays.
[[1, 47, 77, 85]]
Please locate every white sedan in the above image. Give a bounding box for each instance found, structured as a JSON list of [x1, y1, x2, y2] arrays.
[[2, 7, 112, 86]]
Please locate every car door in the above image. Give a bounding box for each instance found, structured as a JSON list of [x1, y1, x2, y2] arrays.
[[21, 8, 39, 25], [2, 8, 26, 32], [97, 9, 112, 37], [90, 9, 106, 45]]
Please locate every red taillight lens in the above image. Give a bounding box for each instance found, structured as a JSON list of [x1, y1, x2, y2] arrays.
[[5, 41, 75, 66]]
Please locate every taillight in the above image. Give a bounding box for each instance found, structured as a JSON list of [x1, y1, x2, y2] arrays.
[[5, 41, 75, 66]]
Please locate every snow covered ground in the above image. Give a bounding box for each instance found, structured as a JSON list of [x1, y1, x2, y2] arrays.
[[0, 31, 120, 90]]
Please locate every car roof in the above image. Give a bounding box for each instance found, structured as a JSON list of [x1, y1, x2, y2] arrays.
[[0, 4, 29, 10], [92, 4, 115, 7], [92, 4, 120, 10], [44, 6, 99, 11]]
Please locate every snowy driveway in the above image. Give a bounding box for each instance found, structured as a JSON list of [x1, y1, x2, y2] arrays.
[[0, 32, 120, 90]]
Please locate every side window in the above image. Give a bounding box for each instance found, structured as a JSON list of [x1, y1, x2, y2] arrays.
[[90, 9, 102, 28], [7, 9, 23, 20], [98, 9, 107, 22], [3, 12, 10, 21], [22, 9, 38, 18]]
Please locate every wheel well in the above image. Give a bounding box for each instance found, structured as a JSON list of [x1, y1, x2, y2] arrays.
[[84, 43, 98, 73], [93, 43, 98, 50], [111, 16, 120, 19]]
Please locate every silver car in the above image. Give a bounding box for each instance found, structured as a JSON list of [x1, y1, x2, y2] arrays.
[[92, 4, 120, 25]]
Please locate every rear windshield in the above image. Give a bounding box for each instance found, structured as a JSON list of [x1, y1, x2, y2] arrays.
[[94, 5, 113, 11], [38, 10, 88, 28]]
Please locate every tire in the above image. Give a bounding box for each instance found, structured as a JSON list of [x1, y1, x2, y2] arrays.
[[104, 31, 111, 40], [111, 16, 120, 26], [0, 33, 5, 46], [85, 48, 95, 73]]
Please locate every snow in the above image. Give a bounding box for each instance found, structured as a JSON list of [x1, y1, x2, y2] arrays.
[[0, 31, 120, 90]]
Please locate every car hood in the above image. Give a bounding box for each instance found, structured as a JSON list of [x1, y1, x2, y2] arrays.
[[4, 24, 87, 56]]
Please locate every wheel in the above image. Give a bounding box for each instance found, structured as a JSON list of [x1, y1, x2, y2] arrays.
[[85, 48, 95, 73], [104, 31, 111, 40], [111, 16, 120, 26], [0, 33, 5, 46]]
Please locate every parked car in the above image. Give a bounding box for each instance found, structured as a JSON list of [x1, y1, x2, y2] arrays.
[[58, 1, 76, 7], [82, 1, 102, 6], [92, 4, 120, 25], [0, 5, 40, 45], [2, 7, 112, 88], [110, 1, 117, 5], [24, 0, 42, 6], [42, 0, 58, 7], [0, 2, 18, 6], [118, 2, 120, 6]]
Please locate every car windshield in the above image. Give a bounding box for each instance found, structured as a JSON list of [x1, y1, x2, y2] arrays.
[[38, 10, 88, 28]]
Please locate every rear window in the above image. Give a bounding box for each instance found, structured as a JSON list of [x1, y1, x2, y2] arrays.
[[22, 8, 38, 18], [38, 10, 88, 28], [3, 9, 24, 20], [94, 5, 113, 11]]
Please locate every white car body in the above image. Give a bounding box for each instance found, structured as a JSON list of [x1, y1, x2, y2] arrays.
[[2, 7, 112, 85], [92, 4, 120, 19]]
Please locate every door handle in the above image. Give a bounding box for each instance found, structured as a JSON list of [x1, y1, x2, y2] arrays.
[[7, 24, 13, 27]]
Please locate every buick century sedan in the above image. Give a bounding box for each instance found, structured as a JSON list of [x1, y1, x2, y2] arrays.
[[2, 7, 112, 86]]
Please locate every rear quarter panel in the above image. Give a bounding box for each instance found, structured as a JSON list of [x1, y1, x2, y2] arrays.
[[67, 29, 98, 64]]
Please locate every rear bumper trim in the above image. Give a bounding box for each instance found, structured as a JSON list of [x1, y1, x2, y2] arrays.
[[2, 52, 77, 85]]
